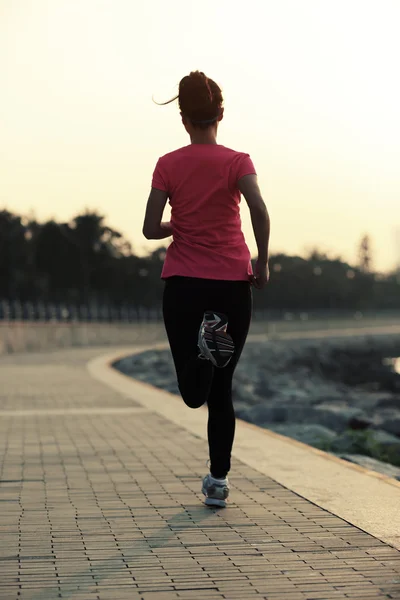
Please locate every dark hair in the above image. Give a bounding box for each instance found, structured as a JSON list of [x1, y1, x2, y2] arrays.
[[155, 71, 223, 130]]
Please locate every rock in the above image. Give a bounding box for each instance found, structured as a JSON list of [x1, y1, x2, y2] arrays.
[[245, 403, 277, 425], [330, 431, 363, 454], [347, 415, 373, 430], [287, 338, 400, 392], [369, 429, 400, 451], [233, 401, 253, 420], [271, 388, 310, 403], [253, 379, 274, 397], [114, 335, 400, 470], [372, 409, 400, 437], [153, 360, 173, 376], [266, 424, 337, 449], [164, 382, 180, 395], [336, 453, 400, 480], [381, 417, 400, 437], [245, 401, 321, 426], [233, 369, 253, 385], [331, 428, 400, 466], [270, 405, 290, 423], [311, 404, 367, 432], [232, 382, 259, 405], [376, 396, 400, 409], [113, 356, 135, 374], [310, 393, 344, 406], [349, 391, 387, 412]]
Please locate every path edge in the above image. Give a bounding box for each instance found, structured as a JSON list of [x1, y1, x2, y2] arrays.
[[88, 345, 400, 551]]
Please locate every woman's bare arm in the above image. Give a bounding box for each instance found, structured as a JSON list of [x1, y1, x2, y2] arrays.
[[239, 174, 270, 264], [142, 188, 172, 240]]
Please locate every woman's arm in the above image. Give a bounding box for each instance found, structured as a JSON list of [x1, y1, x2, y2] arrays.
[[142, 188, 172, 240], [238, 174, 270, 287]]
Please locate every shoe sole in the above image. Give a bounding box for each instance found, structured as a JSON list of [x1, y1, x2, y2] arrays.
[[198, 328, 235, 368], [204, 497, 226, 508], [202, 481, 229, 508]]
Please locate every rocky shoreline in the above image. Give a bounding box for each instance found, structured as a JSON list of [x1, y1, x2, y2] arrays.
[[114, 334, 400, 480]]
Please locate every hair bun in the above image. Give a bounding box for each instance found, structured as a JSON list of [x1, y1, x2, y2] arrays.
[[178, 71, 223, 128]]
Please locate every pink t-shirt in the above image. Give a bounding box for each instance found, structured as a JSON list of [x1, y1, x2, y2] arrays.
[[152, 144, 256, 281]]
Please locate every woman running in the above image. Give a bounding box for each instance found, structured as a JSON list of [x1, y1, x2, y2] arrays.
[[143, 71, 270, 507]]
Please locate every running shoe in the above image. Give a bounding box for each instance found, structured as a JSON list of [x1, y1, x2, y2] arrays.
[[198, 311, 235, 368], [202, 474, 230, 508]]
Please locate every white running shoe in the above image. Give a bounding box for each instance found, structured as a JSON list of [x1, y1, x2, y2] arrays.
[[202, 474, 230, 508], [198, 311, 235, 368]]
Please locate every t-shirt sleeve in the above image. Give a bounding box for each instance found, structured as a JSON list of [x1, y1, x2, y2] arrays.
[[151, 158, 169, 192], [236, 153, 257, 182]]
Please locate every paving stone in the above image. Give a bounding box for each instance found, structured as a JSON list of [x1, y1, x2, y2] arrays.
[[0, 346, 399, 600]]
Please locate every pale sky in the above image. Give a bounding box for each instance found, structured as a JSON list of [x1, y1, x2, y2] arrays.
[[1, 0, 400, 271]]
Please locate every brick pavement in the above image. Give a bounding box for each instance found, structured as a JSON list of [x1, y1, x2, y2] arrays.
[[0, 347, 399, 600]]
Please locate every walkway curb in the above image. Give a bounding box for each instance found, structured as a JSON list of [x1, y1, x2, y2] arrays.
[[88, 340, 400, 552]]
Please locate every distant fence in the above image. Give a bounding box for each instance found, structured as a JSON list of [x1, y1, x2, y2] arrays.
[[1, 301, 400, 355], [0, 300, 162, 323], [1, 299, 400, 324]]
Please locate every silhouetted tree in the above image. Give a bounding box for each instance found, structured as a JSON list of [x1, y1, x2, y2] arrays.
[[0, 209, 399, 313], [0, 211, 29, 299], [358, 234, 373, 273]]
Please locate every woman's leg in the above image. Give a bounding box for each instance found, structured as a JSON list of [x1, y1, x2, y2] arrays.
[[163, 277, 214, 409], [206, 281, 252, 478]]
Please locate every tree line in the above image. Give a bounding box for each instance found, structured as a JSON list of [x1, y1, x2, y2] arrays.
[[1, 209, 399, 312]]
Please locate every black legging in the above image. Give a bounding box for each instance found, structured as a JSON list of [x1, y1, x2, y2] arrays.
[[163, 276, 252, 478]]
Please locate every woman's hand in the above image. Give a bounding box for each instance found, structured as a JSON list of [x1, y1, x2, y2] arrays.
[[250, 260, 269, 289]]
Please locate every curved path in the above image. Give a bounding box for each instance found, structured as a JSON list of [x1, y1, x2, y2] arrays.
[[0, 326, 399, 599]]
